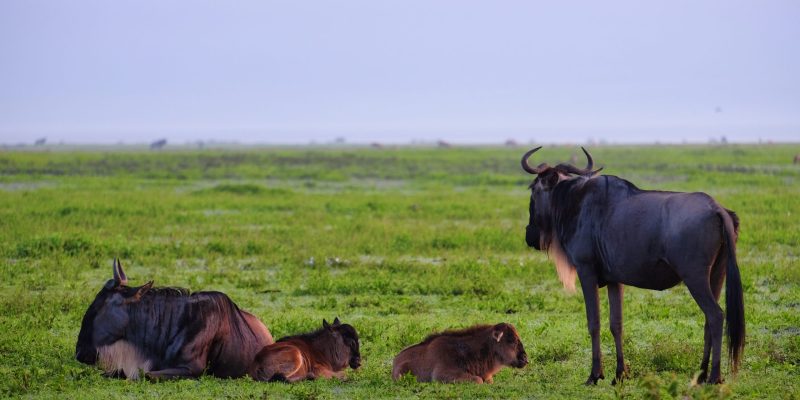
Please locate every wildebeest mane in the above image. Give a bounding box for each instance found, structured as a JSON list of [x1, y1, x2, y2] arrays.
[[141, 286, 191, 297], [276, 327, 329, 343], [123, 289, 257, 365], [276, 324, 358, 344], [416, 324, 494, 346], [548, 175, 642, 249]]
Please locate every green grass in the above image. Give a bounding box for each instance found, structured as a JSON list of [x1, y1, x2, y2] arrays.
[[1, 144, 799, 399]]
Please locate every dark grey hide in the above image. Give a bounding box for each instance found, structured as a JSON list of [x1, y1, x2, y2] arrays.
[[522, 147, 744, 385], [76, 259, 273, 379]]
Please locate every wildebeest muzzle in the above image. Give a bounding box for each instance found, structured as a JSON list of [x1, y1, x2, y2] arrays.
[[525, 224, 541, 250], [515, 349, 529, 368]]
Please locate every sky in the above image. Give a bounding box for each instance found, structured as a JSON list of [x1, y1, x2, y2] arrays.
[[1, 0, 798, 145]]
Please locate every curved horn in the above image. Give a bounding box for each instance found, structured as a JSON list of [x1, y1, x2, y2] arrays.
[[521, 146, 546, 174], [558, 147, 599, 176], [580, 147, 594, 172], [113, 258, 128, 286]]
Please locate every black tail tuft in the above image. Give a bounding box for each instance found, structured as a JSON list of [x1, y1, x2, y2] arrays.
[[722, 211, 745, 374]]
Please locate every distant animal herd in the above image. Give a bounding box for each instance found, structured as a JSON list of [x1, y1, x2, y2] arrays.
[[76, 148, 745, 386]]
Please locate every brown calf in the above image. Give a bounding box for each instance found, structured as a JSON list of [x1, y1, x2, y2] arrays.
[[392, 323, 528, 384], [249, 318, 361, 382]]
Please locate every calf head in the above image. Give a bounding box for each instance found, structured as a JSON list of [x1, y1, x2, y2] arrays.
[[489, 323, 528, 368], [75, 259, 152, 364], [322, 317, 361, 370]]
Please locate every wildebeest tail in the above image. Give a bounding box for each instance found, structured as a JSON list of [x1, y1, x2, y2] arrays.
[[726, 208, 740, 236], [721, 209, 745, 374]]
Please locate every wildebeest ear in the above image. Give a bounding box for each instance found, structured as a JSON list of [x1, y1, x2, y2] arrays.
[[492, 325, 505, 342], [333, 317, 341, 327], [125, 280, 153, 304], [323, 319, 331, 330]]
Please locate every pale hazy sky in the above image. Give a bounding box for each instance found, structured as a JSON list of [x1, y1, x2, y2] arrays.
[[1, 1, 798, 145]]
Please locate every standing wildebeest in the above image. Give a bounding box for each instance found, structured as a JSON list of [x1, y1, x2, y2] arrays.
[[521, 147, 744, 385], [391, 323, 528, 384], [76, 259, 274, 380], [249, 318, 361, 382]]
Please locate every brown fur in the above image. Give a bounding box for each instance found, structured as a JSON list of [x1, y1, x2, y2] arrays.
[[392, 323, 528, 384], [77, 260, 277, 380], [249, 319, 360, 383]]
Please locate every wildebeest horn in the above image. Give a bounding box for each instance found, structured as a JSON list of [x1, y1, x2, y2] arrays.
[[521, 146, 548, 174], [581, 147, 594, 172], [113, 258, 128, 286], [580, 147, 604, 175], [557, 147, 602, 176]]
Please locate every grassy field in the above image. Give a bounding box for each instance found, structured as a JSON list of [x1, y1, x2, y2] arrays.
[[1, 144, 798, 399]]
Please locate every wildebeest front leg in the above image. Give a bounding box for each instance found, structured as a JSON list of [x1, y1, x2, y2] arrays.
[[579, 273, 604, 385], [608, 282, 628, 384], [146, 365, 204, 380], [431, 368, 484, 384]]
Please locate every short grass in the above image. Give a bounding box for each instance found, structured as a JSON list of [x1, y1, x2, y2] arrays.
[[1, 144, 798, 399]]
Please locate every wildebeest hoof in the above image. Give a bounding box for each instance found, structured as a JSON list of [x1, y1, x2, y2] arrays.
[[611, 365, 629, 385], [584, 373, 604, 385], [102, 371, 126, 379], [696, 370, 707, 384]]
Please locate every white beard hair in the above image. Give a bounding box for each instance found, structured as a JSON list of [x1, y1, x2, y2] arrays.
[[546, 235, 577, 293], [97, 340, 152, 380]]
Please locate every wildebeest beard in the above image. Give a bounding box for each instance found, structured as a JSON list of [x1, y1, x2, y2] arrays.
[[530, 179, 585, 293]]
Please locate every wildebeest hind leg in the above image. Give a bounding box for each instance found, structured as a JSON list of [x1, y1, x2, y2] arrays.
[[684, 275, 724, 384], [698, 255, 727, 383], [608, 283, 628, 385]]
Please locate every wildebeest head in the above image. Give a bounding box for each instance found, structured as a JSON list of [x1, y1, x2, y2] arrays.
[[75, 259, 153, 365], [490, 323, 528, 368], [521, 146, 600, 251], [322, 317, 362, 370]]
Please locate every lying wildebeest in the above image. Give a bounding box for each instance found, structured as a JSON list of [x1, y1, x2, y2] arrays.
[[391, 323, 528, 383], [76, 259, 274, 379], [521, 147, 744, 385], [249, 318, 361, 382]]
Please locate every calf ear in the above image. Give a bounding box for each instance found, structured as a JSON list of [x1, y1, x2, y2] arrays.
[[492, 328, 504, 342], [333, 317, 341, 327], [125, 281, 153, 304], [323, 319, 331, 330]]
